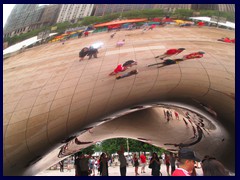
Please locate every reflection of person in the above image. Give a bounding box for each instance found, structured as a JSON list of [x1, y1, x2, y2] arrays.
[[116, 69, 138, 80], [181, 51, 205, 60], [149, 152, 161, 176], [201, 155, 229, 176], [172, 148, 200, 176], [79, 47, 89, 61], [116, 39, 125, 47], [148, 58, 184, 68], [109, 60, 137, 76], [155, 48, 185, 60], [117, 145, 127, 176], [88, 46, 98, 59]]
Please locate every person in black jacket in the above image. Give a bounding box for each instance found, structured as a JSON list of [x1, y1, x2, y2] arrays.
[[79, 47, 89, 61]]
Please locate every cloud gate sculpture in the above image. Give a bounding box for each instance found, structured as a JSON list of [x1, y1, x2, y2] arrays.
[[3, 27, 235, 175]]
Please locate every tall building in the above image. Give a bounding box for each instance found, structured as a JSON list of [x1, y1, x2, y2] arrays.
[[191, 4, 235, 12], [94, 4, 155, 16], [39, 4, 62, 26], [56, 4, 94, 23], [4, 4, 44, 37]]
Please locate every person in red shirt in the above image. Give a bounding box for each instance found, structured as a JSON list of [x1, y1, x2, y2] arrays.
[[109, 60, 137, 76], [84, 31, 89, 37], [155, 48, 185, 60], [172, 148, 200, 176], [140, 153, 147, 173], [181, 51, 205, 60]]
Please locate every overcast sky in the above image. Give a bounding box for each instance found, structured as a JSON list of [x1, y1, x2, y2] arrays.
[[3, 4, 49, 28], [3, 4, 15, 28]]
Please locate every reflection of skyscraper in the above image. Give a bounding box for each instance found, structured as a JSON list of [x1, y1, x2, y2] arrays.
[[191, 4, 235, 12], [4, 4, 43, 37]]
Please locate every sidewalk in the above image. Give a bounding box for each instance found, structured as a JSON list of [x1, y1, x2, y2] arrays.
[[36, 164, 203, 176]]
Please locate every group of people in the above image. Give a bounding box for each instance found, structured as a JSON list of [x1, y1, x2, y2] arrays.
[[148, 48, 205, 68], [79, 46, 99, 61]]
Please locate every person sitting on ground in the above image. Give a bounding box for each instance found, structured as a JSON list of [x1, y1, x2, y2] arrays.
[[172, 148, 200, 176], [155, 48, 186, 60], [116, 39, 125, 47], [79, 47, 89, 61], [109, 60, 137, 76], [201, 155, 229, 176]]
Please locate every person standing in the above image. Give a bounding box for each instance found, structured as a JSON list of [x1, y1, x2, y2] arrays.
[[79, 152, 91, 176], [59, 160, 64, 172], [99, 153, 109, 176], [165, 153, 170, 176], [149, 152, 161, 176], [74, 154, 81, 176], [133, 153, 140, 176], [140, 153, 147, 173], [117, 145, 127, 176], [172, 148, 200, 176], [170, 152, 176, 175]]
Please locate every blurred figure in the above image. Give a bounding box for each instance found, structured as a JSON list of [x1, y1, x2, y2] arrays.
[[59, 160, 64, 172], [155, 48, 185, 60], [79, 47, 89, 61], [140, 153, 147, 173], [99, 153, 109, 176], [116, 39, 125, 47], [149, 152, 161, 176], [133, 154, 139, 176], [117, 145, 127, 176], [201, 155, 229, 176]]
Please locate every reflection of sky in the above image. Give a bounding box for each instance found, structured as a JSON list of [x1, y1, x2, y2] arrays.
[[3, 33, 57, 55]]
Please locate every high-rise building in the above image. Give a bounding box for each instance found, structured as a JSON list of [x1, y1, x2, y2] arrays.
[[94, 4, 154, 16], [56, 4, 94, 23], [39, 4, 62, 26], [191, 4, 235, 12], [4, 4, 44, 37]]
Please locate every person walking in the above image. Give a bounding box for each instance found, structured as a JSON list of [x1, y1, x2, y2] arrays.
[[117, 145, 127, 176], [155, 48, 185, 60], [133, 153, 140, 176], [172, 148, 200, 176], [140, 153, 147, 173], [149, 152, 161, 176]]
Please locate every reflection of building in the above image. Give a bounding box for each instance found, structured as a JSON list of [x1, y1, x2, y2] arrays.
[[3, 4, 61, 38], [56, 4, 94, 23], [4, 4, 43, 38], [94, 4, 235, 16], [191, 4, 235, 12], [94, 4, 157, 16]]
